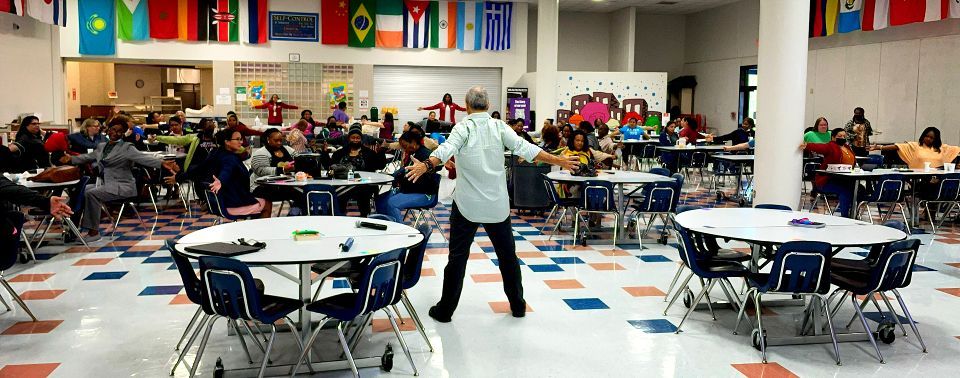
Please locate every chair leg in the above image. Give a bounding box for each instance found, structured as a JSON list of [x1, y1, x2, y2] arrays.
[[402, 291, 434, 352], [548, 208, 567, 240], [385, 307, 419, 376], [428, 210, 447, 242], [171, 314, 209, 375], [63, 218, 88, 248], [699, 278, 717, 321], [897, 202, 910, 230], [851, 293, 884, 363], [392, 304, 405, 323], [283, 316, 315, 374], [239, 320, 268, 353], [290, 317, 332, 376], [926, 203, 937, 234], [611, 213, 619, 246], [891, 289, 927, 353], [0, 279, 36, 321], [674, 278, 715, 334], [846, 296, 872, 329], [572, 211, 581, 246], [663, 263, 686, 302], [0, 291, 10, 311], [19, 233, 37, 263], [114, 203, 126, 231], [717, 278, 742, 314], [664, 271, 695, 315], [256, 325, 277, 378], [175, 307, 203, 351], [816, 294, 842, 365], [733, 288, 755, 335], [879, 294, 907, 336], [541, 205, 558, 233], [346, 313, 373, 354], [229, 320, 255, 364], [188, 315, 220, 377], [337, 322, 361, 378], [755, 291, 767, 363]]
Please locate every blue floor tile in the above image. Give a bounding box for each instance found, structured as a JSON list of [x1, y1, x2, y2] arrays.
[[536, 245, 566, 252], [138, 285, 183, 296], [628, 319, 678, 333], [863, 311, 913, 324], [119, 251, 155, 258], [550, 257, 585, 264], [142, 256, 174, 264], [167, 262, 199, 270], [481, 246, 497, 252], [638, 255, 672, 262], [492, 259, 526, 266], [97, 246, 131, 252], [528, 264, 563, 272], [913, 264, 936, 272], [563, 298, 609, 310], [332, 279, 350, 289], [84, 271, 128, 280]]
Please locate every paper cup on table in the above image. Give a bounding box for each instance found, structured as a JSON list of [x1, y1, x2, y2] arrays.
[[945, 163, 956, 173], [924, 162, 932, 172]]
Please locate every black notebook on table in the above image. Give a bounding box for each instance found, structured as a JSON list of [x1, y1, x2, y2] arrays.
[[184, 242, 261, 257]]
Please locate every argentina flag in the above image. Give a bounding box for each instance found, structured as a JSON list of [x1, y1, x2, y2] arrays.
[[484, 2, 512, 51]]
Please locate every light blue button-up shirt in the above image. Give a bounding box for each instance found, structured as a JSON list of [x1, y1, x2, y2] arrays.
[[431, 112, 542, 223]]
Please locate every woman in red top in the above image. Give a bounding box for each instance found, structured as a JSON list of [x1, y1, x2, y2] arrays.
[[802, 128, 862, 217], [418, 93, 466, 124], [678, 116, 701, 142], [252, 94, 298, 126]]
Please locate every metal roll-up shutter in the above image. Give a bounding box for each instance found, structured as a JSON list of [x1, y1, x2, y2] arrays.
[[373, 65, 503, 124]]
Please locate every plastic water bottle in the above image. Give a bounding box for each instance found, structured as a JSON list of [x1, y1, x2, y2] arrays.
[[348, 166, 355, 180], [254, 116, 261, 127]]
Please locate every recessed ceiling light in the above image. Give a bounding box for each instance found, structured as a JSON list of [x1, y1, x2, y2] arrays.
[[591, 0, 604, 2]]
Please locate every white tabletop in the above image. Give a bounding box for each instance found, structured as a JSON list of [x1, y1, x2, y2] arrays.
[[259, 171, 394, 187], [621, 139, 658, 144], [657, 145, 727, 152], [547, 170, 676, 184], [177, 216, 423, 265], [17, 178, 80, 190], [817, 168, 947, 177], [712, 154, 754, 162], [674, 208, 906, 246]]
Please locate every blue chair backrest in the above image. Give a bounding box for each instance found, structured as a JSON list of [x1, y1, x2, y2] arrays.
[[929, 173, 960, 201], [0, 212, 26, 271], [167, 239, 202, 306], [636, 177, 681, 213], [418, 174, 441, 208], [69, 176, 91, 213], [351, 248, 405, 316], [670, 220, 712, 277], [882, 219, 908, 234], [401, 224, 432, 290], [541, 174, 562, 204], [582, 180, 616, 211], [304, 184, 339, 216], [642, 143, 658, 158], [199, 256, 263, 321], [202, 185, 231, 219], [866, 154, 884, 167], [871, 239, 921, 292], [866, 174, 906, 202], [764, 241, 832, 294], [649, 167, 670, 177], [755, 203, 791, 211]]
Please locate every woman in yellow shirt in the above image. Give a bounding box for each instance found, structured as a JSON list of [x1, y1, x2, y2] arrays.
[[870, 127, 960, 169]]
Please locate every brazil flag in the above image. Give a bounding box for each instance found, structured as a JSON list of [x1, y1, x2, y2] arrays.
[[349, 0, 376, 47]]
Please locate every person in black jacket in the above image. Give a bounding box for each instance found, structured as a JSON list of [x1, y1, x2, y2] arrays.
[[1, 176, 72, 258], [205, 129, 272, 219], [14, 116, 50, 172], [708, 117, 754, 145], [331, 128, 386, 216], [375, 131, 440, 221], [320, 123, 385, 148]]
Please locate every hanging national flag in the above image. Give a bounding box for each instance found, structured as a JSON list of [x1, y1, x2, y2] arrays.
[[349, 0, 376, 48], [321, 0, 349, 45], [430, 1, 458, 49], [79, 0, 115, 55], [838, 0, 863, 33], [149, 0, 179, 39], [403, 0, 430, 48], [376, 0, 402, 48], [457, 1, 482, 50], [922, 0, 948, 22], [823, 0, 839, 35], [890, 0, 925, 25], [0, 0, 25, 16], [809, 0, 823, 37], [25, 0, 66, 27], [951, 0, 960, 18], [862, 0, 890, 31], [484, 1, 511, 50], [117, 0, 149, 40], [248, 0, 268, 44], [209, 0, 239, 42], [184, 0, 210, 41]]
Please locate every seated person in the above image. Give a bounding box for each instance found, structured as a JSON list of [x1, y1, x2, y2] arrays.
[[871, 126, 960, 196], [250, 128, 307, 215], [225, 111, 263, 136], [708, 117, 754, 145], [540, 124, 562, 151], [375, 131, 440, 222], [511, 118, 534, 144], [320, 123, 385, 148], [331, 128, 386, 216], [678, 116, 703, 143], [14, 116, 50, 172], [153, 118, 216, 175], [724, 138, 755, 152], [597, 123, 623, 161], [206, 129, 272, 219], [659, 121, 687, 174], [578, 121, 601, 150], [619, 117, 650, 140], [60, 119, 179, 242], [69, 118, 104, 154], [359, 115, 384, 137], [299, 109, 320, 137], [285, 120, 310, 154], [804, 117, 832, 144], [324, 116, 343, 139], [802, 128, 862, 217], [1, 176, 72, 254], [385, 122, 439, 150]]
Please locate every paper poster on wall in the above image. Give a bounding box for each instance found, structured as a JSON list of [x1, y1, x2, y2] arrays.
[[219, 87, 231, 95], [247, 81, 266, 106], [329, 82, 347, 109], [215, 94, 232, 105], [359, 98, 369, 110]]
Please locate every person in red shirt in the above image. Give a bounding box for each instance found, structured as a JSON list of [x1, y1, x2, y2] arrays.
[[225, 112, 263, 137], [418, 93, 467, 124], [802, 128, 862, 217], [678, 116, 702, 142], [252, 94, 298, 126]]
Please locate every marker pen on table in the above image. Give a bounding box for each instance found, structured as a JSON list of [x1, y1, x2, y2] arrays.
[[340, 237, 354, 252]]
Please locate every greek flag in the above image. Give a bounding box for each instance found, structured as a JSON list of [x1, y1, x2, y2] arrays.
[[484, 2, 512, 51]]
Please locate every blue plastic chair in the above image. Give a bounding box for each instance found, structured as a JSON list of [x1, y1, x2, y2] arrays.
[[734, 241, 839, 364], [28, 176, 91, 254], [917, 172, 960, 233], [829, 239, 924, 363], [0, 211, 36, 321], [403, 173, 445, 241], [291, 248, 417, 377], [304, 183, 340, 216], [177, 256, 305, 378], [395, 224, 434, 351], [574, 180, 620, 245], [542, 174, 580, 239], [631, 174, 684, 242], [855, 174, 909, 226], [367, 214, 396, 222], [666, 220, 750, 333]]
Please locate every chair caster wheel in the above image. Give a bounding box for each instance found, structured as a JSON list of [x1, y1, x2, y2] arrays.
[[878, 323, 896, 344], [658, 235, 668, 244], [738, 198, 747, 207], [751, 329, 767, 351], [682, 289, 694, 309], [381, 344, 394, 372], [18, 253, 28, 264]]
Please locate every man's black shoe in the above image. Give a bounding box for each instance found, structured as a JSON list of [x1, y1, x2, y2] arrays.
[[428, 306, 451, 323]]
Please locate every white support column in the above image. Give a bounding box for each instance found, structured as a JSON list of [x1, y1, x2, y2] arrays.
[[534, 0, 559, 127], [754, 0, 809, 209]]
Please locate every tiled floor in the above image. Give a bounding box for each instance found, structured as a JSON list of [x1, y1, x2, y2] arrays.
[[2, 177, 960, 377]]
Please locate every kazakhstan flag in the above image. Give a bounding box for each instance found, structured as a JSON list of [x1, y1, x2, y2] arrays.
[[79, 0, 116, 55], [349, 0, 377, 47]]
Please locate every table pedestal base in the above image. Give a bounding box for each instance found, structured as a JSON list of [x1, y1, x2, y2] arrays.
[[765, 332, 870, 347], [221, 356, 383, 377]]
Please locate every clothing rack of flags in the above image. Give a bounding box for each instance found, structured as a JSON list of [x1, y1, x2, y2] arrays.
[[810, 0, 960, 38]]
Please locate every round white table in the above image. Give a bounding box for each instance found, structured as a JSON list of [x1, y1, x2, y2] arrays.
[[674, 207, 907, 247], [258, 171, 394, 188], [177, 216, 423, 371], [547, 170, 676, 243], [18, 178, 80, 190]]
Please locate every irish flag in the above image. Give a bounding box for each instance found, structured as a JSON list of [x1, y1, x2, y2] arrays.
[[117, 0, 149, 40], [457, 1, 482, 51], [430, 0, 457, 49], [376, 0, 402, 48]]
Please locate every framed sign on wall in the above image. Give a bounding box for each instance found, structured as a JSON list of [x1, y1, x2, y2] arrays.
[[269, 12, 319, 42]]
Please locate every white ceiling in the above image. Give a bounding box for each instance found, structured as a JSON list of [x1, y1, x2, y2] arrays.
[[528, 0, 743, 14]]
